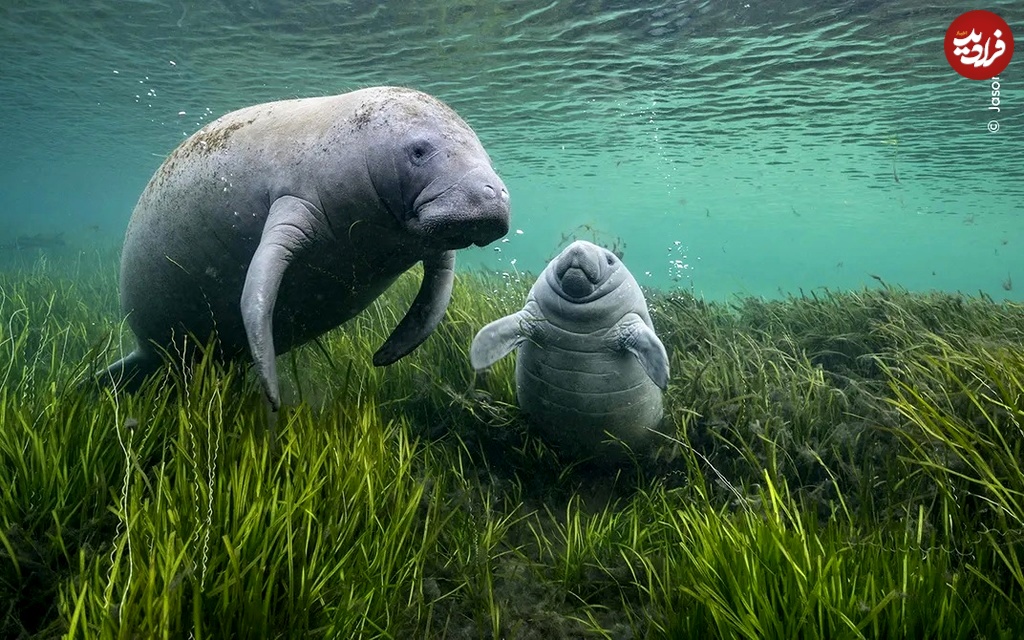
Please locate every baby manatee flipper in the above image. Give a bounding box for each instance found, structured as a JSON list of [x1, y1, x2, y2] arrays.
[[241, 195, 330, 411], [372, 250, 456, 366], [612, 313, 670, 390], [470, 307, 539, 370], [97, 346, 161, 392]]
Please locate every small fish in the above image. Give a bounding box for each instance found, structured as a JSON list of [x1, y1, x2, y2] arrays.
[[1002, 273, 1013, 291], [0, 232, 67, 251]]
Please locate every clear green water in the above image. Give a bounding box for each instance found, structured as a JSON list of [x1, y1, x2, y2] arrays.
[[0, 0, 1020, 299]]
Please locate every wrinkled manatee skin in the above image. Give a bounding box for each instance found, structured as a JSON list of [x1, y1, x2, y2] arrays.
[[104, 86, 511, 409], [471, 241, 669, 462]]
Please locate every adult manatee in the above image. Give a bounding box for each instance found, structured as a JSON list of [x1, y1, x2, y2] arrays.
[[470, 240, 669, 461], [102, 86, 511, 410]]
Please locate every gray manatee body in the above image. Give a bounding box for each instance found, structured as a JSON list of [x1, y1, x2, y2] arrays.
[[470, 240, 669, 460], [103, 86, 511, 410]]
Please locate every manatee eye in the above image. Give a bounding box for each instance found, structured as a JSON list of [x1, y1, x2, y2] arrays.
[[408, 140, 436, 166]]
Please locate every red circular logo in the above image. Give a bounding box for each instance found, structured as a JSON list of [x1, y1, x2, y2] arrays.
[[944, 10, 1014, 80]]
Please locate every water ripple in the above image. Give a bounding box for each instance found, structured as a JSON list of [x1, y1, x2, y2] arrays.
[[0, 0, 1020, 293]]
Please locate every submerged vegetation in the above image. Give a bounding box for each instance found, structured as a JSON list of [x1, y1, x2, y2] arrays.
[[2, 251, 1024, 639]]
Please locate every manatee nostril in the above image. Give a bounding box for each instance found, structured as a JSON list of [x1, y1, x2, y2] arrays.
[[482, 184, 511, 201]]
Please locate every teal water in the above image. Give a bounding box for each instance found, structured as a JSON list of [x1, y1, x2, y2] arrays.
[[0, 0, 1020, 299]]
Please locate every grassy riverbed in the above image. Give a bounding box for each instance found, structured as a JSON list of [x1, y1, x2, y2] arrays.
[[2, 251, 1023, 639]]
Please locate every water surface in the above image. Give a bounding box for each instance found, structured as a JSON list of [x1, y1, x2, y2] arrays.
[[0, 0, 1020, 298]]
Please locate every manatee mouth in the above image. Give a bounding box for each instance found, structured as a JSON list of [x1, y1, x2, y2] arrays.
[[554, 242, 606, 300], [560, 267, 595, 298]]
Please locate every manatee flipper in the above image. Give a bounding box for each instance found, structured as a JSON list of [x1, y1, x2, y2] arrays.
[[470, 307, 539, 370], [612, 313, 670, 390], [96, 346, 162, 392], [372, 250, 456, 366], [241, 195, 329, 411]]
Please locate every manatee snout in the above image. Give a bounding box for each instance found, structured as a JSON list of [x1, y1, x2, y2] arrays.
[[415, 166, 510, 248], [458, 168, 510, 247], [555, 241, 605, 299]]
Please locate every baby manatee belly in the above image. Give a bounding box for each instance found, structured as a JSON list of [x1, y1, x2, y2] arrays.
[[515, 336, 665, 457]]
